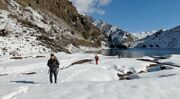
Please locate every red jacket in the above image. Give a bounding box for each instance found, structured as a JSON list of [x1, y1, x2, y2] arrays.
[[95, 56, 99, 60]]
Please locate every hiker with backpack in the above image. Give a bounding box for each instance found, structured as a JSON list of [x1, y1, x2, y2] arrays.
[[47, 54, 60, 83], [95, 55, 99, 65]]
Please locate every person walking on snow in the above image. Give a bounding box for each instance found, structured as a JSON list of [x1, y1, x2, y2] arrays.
[[95, 55, 99, 65], [47, 54, 60, 83]]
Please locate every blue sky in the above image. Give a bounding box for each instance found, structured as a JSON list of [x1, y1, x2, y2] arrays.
[[89, 0, 180, 32]]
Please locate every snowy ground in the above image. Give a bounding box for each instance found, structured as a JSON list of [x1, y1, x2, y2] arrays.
[[0, 53, 180, 99]]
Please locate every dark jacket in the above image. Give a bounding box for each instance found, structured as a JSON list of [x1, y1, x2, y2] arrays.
[[47, 59, 60, 71]]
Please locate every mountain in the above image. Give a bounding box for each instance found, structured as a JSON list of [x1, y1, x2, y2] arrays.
[[88, 17, 180, 49], [131, 31, 156, 39], [131, 27, 180, 48], [0, 0, 103, 56], [89, 18, 137, 48]]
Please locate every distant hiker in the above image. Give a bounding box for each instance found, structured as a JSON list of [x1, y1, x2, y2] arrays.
[[47, 54, 60, 83], [95, 55, 99, 65], [118, 54, 121, 58]]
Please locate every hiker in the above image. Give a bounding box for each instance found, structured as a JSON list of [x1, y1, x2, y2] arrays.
[[47, 54, 60, 83], [118, 54, 121, 58], [95, 55, 99, 65]]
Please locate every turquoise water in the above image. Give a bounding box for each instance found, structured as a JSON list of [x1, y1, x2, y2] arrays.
[[98, 48, 180, 58]]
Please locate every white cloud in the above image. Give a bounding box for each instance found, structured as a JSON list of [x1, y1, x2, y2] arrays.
[[69, 0, 111, 15], [99, 0, 111, 5]]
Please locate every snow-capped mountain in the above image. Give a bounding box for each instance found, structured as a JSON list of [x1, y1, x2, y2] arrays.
[[87, 17, 158, 48], [89, 17, 180, 49], [131, 31, 157, 39], [0, 0, 103, 56], [90, 19, 137, 48], [132, 27, 180, 48]]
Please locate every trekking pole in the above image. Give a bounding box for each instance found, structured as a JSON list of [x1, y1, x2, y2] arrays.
[[57, 68, 60, 74], [48, 69, 50, 74]]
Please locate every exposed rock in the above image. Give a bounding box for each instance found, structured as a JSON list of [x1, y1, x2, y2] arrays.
[[0, 29, 8, 36]]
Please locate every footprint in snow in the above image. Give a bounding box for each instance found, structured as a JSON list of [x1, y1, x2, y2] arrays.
[[2, 86, 29, 99]]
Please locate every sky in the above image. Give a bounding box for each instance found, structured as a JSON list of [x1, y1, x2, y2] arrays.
[[70, 0, 180, 32]]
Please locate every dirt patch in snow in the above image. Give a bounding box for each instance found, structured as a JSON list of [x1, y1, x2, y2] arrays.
[[158, 74, 176, 78], [22, 72, 37, 75], [0, 0, 8, 9], [35, 56, 45, 58], [0, 74, 8, 76], [70, 59, 92, 66], [60, 59, 93, 70], [10, 57, 29, 60], [10, 80, 37, 84]]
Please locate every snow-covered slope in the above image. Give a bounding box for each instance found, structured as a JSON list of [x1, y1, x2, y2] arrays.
[[0, 9, 50, 56], [1, 53, 180, 99], [132, 27, 180, 48], [0, 0, 103, 56]]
